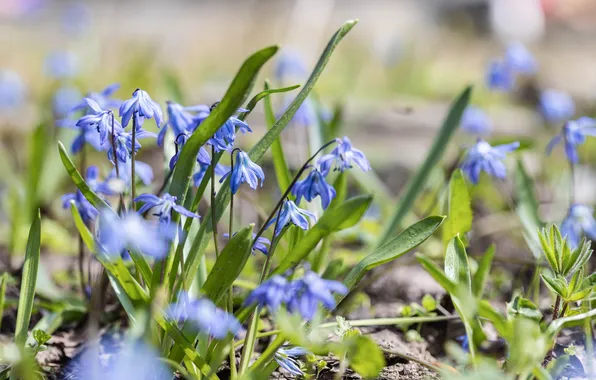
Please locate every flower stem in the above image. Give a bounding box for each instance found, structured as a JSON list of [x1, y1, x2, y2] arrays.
[[543, 295, 562, 367], [78, 146, 87, 297], [211, 145, 220, 258], [110, 112, 126, 214], [131, 116, 137, 211], [228, 150, 238, 380]]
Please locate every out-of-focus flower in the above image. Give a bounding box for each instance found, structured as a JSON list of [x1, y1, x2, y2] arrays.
[[279, 97, 318, 128], [98, 160, 154, 194], [0, 70, 26, 109], [76, 98, 123, 145], [220, 151, 264, 194], [96, 210, 173, 259], [158, 101, 209, 146], [61, 3, 92, 36], [53, 86, 81, 117], [456, 335, 469, 352], [486, 59, 514, 91], [292, 168, 336, 209], [119, 88, 163, 129], [266, 200, 317, 237], [318, 136, 371, 176], [135, 193, 199, 225], [166, 291, 242, 339], [287, 270, 347, 320], [460, 106, 493, 135], [539, 89, 575, 124], [547, 117, 596, 164], [71, 83, 121, 113], [275, 347, 309, 376], [561, 204, 596, 249], [44, 50, 78, 79], [245, 275, 290, 310], [223, 232, 270, 255], [275, 49, 308, 82], [61, 166, 102, 223], [505, 42, 537, 75], [460, 139, 520, 184]]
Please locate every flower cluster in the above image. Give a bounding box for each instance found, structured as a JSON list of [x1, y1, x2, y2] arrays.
[[245, 269, 348, 320], [486, 43, 536, 92]]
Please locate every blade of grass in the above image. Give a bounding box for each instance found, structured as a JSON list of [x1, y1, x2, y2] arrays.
[[263, 81, 292, 193]]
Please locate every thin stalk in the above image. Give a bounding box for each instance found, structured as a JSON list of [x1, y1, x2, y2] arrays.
[[543, 295, 562, 367], [569, 147, 576, 205], [131, 116, 137, 211], [227, 149, 238, 380], [78, 146, 87, 297], [381, 348, 450, 374], [585, 320, 594, 379], [110, 112, 126, 214], [211, 145, 220, 258]]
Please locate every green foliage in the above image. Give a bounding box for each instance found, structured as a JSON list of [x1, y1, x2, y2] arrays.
[[442, 170, 472, 243], [263, 81, 292, 193], [343, 335, 386, 378], [538, 224, 592, 276], [472, 245, 495, 298]]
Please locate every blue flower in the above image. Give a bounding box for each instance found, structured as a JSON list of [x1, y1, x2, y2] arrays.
[[280, 97, 318, 128], [245, 275, 290, 310], [287, 270, 348, 321], [275, 347, 309, 376], [53, 86, 81, 117], [539, 89, 575, 124], [220, 151, 264, 194], [318, 136, 371, 176], [275, 49, 308, 82], [456, 335, 469, 352], [158, 101, 209, 146], [61, 166, 102, 223], [96, 210, 174, 259], [546, 117, 596, 164], [76, 98, 123, 145], [224, 232, 270, 255], [107, 128, 156, 164], [505, 42, 537, 75], [119, 88, 163, 129], [460, 106, 492, 135], [460, 139, 520, 184], [44, 50, 78, 79], [166, 291, 242, 339], [98, 160, 154, 194], [193, 103, 251, 152], [292, 168, 336, 209], [135, 193, 199, 225], [192, 162, 228, 187], [71, 83, 121, 113], [0, 70, 26, 109], [561, 204, 596, 249], [266, 200, 317, 236], [486, 59, 514, 91]]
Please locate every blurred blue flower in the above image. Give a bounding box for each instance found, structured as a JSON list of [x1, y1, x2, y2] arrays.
[[96, 210, 173, 259], [275, 346, 309, 376], [65, 120, 109, 154], [266, 200, 317, 236], [220, 151, 264, 194], [505, 42, 537, 75], [192, 162, 228, 187], [245, 274, 290, 310], [486, 59, 514, 91], [44, 50, 78, 79], [224, 232, 270, 255], [292, 168, 336, 209], [318, 136, 371, 175], [107, 128, 156, 164], [0, 70, 26, 109], [561, 204, 596, 249], [460, 106, 492, 135], [119, 88, 163, 129], [135, 193, 199, 225], [71, 83, 121, 113], [460, 139, 520, 184], [166, 291, 242, 339], [275, 49, 308, 82], [61, 3, 92, 36], [280, 97, 318, 128], [539, 89, 575, 124], [287, 270, 348, 321], [546, 117, 596, 164], [53, 86, 81, 117], [456, 335, 469, 352], [98, 160, 154, 194], [61, 166, 102, 223], [76, 98, 123, 145], [158, 101, 209, 146]]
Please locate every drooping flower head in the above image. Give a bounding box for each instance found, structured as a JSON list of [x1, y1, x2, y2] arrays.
[[460, 139, 520, 184], [44, 50, 78, 80], [561, 204, 596, 249], [292, 168, 336, 209], [275, 347, 309, 377], [193, 102, 251, 152], [107, 128, 156, 164], [486, 59, 514, 91], [266, 200, 317, 237], [220, 150, 264, 194], [76, 98, 123, 145], [61, 166, 103, 223], [96, 210, 173, 259], [546, 117, 596, 164], [158, 101, 209, 146], [119, 88, 163, 129], [0, 70, 26, 110], [224, 232, 270, 255], [244, 275, 290, 311], [318, 136, 371, 176], [287, 270, 348, 320], [505, 42, 537, 75], [166, 291, 242, 339], [134, 193, 199, 225], [539, 89, 575, 124], [460, 106, 492, 136]]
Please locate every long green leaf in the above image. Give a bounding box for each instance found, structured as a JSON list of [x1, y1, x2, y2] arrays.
[[515, 160, 543, 258], [547, 308, 596, 339], [26, 124, 48, 219], [442, 170, 472, 243], [201, 224, 253, 304], [169, 46, 279, 203], [263, 81, 292, 193], [183, 20, 359, 285], [242, 83, 300, 119], [0, 274, 7, 332], [378, 86, 472, 245], [342, 215, 444, 291], [444, 235, 471, 289], [415, 253, 457, 294], [14, 210, 41, 348], [472, 244, 495, 298], [272, 195, 372, 276]]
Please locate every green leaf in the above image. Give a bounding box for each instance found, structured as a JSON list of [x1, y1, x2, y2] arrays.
[[508, 295, 542, 322], [415, 253, 457, 295], [0, 274, 7, 332], [182, 20, 358, 288], [26, 123, 49, 219], [421, 294, 437, 312], [515, 160, 542, 234], [241, 83, 300, 119], [547, 308, 596, 339], [345, 335, 385, 378], [14, 210, 41, 348], [342, 216, 444, 291], [539, 227, 559, 274], [263, 81, 292, 193], [472, 244, 495, 298], [32, 329, 51, 346], [378, 86, 472, 245], [201, 224, 253, 304], [478, 300, 509, 337], [442, 170, 472, 243], [169, 46, 279, 203], [541, 273, 566, 298], [272, 195, 372, 276], [444, 235, 471, 289]]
